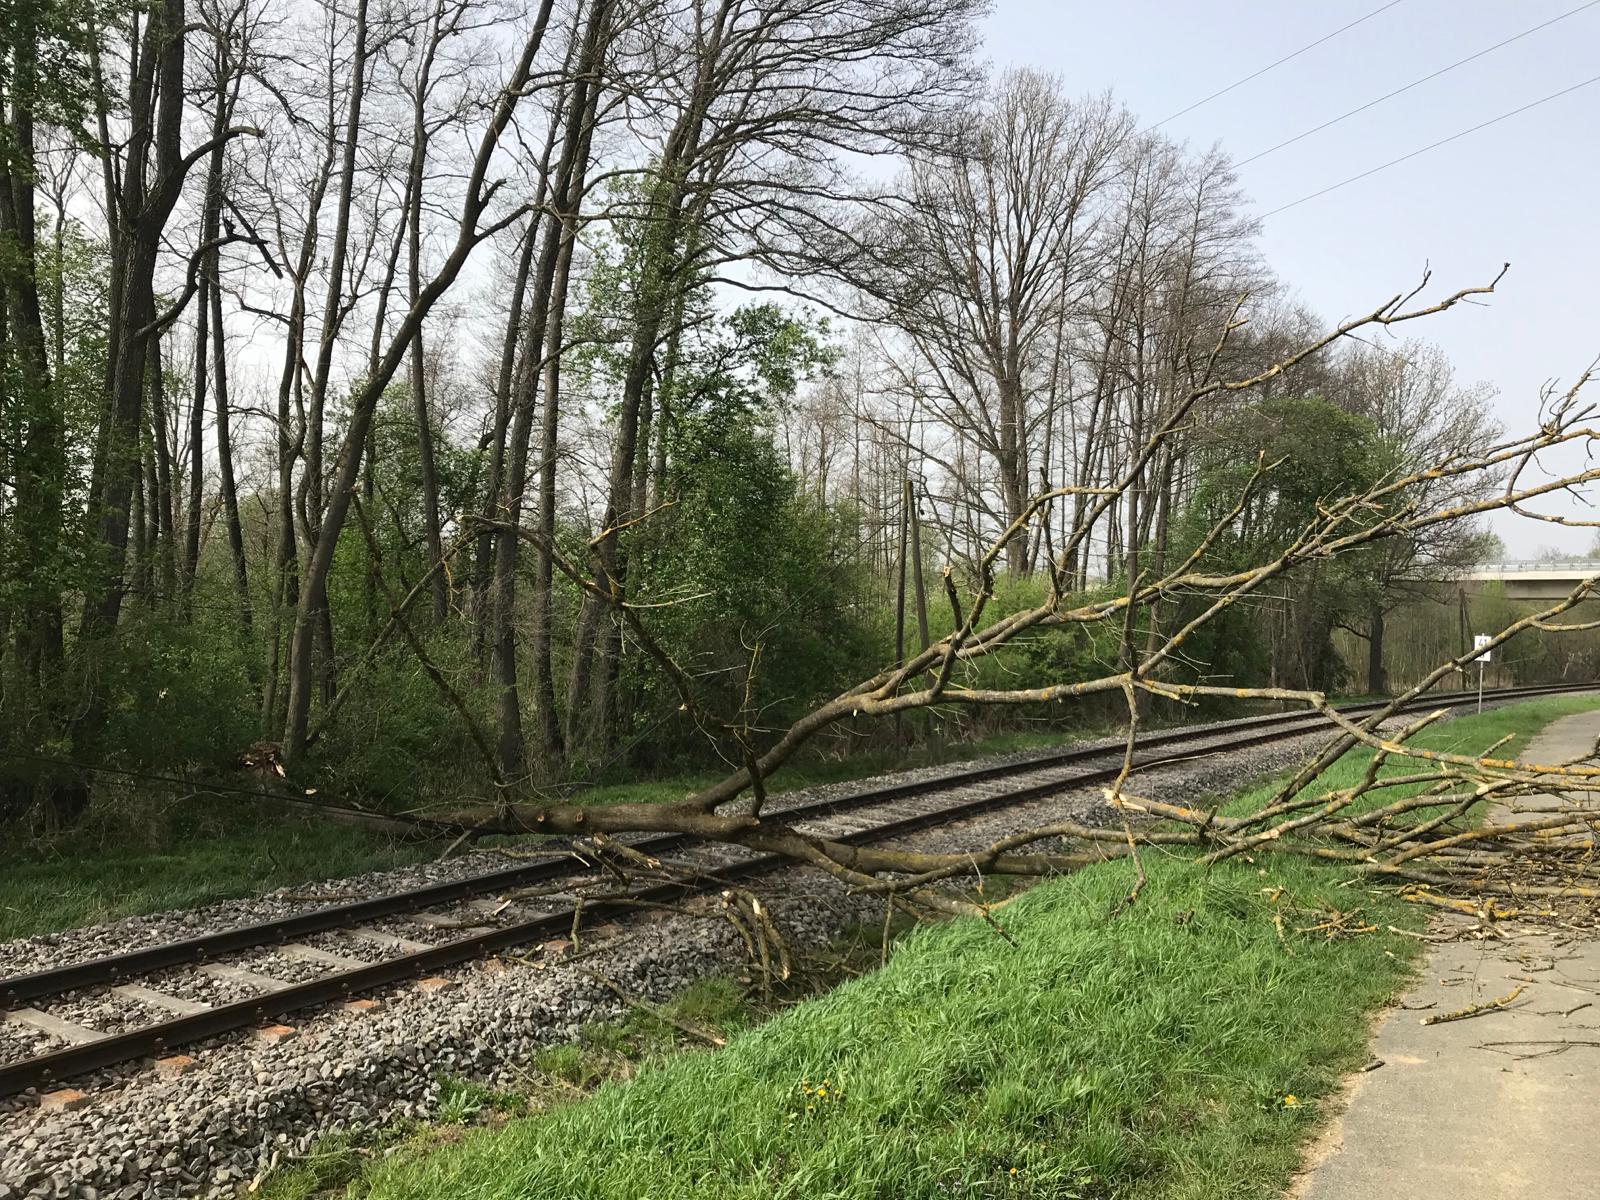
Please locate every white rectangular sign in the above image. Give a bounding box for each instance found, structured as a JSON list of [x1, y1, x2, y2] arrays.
[[1473, 634, 1492, 662]]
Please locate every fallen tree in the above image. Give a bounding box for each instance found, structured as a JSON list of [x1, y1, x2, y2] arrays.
[[412, 268, 1600, 922]]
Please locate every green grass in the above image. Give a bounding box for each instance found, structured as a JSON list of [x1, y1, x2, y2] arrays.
[[347, 857, 1422, 1200], [256, 1125, 439, 1200], [1219, 692, 1600, 825], [258, 977, 765, 1200], [0, 811, 440, 941], [562, 725, 1090, 809]]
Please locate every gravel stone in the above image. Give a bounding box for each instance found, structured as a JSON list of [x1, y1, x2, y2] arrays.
[[15, 992, 166, 1041], [0, 1020, 60, 1062]]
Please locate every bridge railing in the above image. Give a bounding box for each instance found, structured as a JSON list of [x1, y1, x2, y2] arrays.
[[1471, 559, 1600, 575]]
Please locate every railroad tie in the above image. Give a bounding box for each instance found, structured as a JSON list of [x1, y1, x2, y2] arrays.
[[277, 943, 373, 971], [4, 1007, 107, 1045], [348, 927, 434, 953], [109, 984, 211, 1017], [197, 964, 293, 993]]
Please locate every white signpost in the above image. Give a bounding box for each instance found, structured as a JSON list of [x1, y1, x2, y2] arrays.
[[1473, 634, 1492, 713]]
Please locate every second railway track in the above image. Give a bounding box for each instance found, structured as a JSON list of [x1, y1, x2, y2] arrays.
[[2, 681, 1592, 1099]]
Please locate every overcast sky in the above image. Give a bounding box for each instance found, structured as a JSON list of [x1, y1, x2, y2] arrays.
[[984, 0, 1600, 556]]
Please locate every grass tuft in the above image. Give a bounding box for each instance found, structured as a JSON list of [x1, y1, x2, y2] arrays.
[[0, 815, 438, 942]]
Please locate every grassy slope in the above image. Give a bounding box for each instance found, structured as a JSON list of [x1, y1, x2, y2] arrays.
[[339, 694, 1600, 1200], [359, 859, 1417, 1200], [0, 727, 1083, 943]]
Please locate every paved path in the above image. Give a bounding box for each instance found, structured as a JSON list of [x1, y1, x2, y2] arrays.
[[1291, 709, 1600, 1200]]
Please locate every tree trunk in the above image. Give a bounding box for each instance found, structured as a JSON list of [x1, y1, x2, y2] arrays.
[[82, 0, 189, 636], [264, 96, 337, 733], [182, 54, 231, 610], [85, 229, 163, 632], [147, 330, 178, 600], [570, 64, 714, 752], [492, 0, 609, 774], [283, 0, 560, 762], [472, 220, 537, 661], [406, 12, 448, 626], [529, 215, 584, 763], [908, 478, 930, 652], [211, 272, 254, 647], [130, 433, 150, 606], [182, 270, 208, 609], [1368, 603, 1388, 695], [0, 46, 66, 678]]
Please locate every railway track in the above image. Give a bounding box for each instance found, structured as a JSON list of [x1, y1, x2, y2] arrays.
[[2, 681, 1592, 1100]]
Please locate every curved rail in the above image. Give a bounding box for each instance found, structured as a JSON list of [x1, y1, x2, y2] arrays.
[[1, 680, 1591, 1096]]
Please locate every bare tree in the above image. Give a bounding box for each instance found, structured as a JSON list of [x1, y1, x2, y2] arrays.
[[868, 75, 1131, 575], [279, 0, 572, 762], [82, 0, 258, 635]]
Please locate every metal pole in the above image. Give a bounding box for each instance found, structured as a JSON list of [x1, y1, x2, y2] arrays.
[[1478, 658, 1485, 714]]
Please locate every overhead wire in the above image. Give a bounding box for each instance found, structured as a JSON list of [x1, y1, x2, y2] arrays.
[[1261, 70, 1600, 217], [1236, 0, 1600, 167], [1151, 0, 1410, 128]]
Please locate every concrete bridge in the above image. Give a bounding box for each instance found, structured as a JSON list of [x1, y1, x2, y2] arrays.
[[1457, 560, 1600, 602]]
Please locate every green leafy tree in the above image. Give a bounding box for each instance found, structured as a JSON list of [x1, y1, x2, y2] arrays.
[[617, 305, 869, 765], [1170, 396, 1386, 692]]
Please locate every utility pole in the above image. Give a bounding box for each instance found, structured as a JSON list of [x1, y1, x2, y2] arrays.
[[1473, 633, 1492, 713], [907, 477, 930, 652], [893, 477, 910, 748]]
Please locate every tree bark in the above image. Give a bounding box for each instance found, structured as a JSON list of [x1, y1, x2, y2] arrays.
[[182, 41, 233, 609], [406, 2, 448, 626], [147, 330, 179, 600], [0, 40, 66, 678], [908, 478, 930, 652], [82, 0, 192, 636], [182, 270, 208, 610], [472, 219, 537, 661], [211, 270, 254, 645], [1368, 603, 1388, 695], [491, 0, 609, 775]]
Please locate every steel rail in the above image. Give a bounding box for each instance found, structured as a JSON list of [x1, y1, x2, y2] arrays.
[[0, 681, 1591, 1096], [0, 686, 1455, 1009], [0, 712, 1345, 1095], [1, 682, 1587, 1011], [0, 695, 1364, 1008]]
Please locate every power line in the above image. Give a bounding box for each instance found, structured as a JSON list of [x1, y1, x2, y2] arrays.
[[1237, 0, 1600, 167], [1261, 70, 1600, 218], [1152, 0, 1410, 129]]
